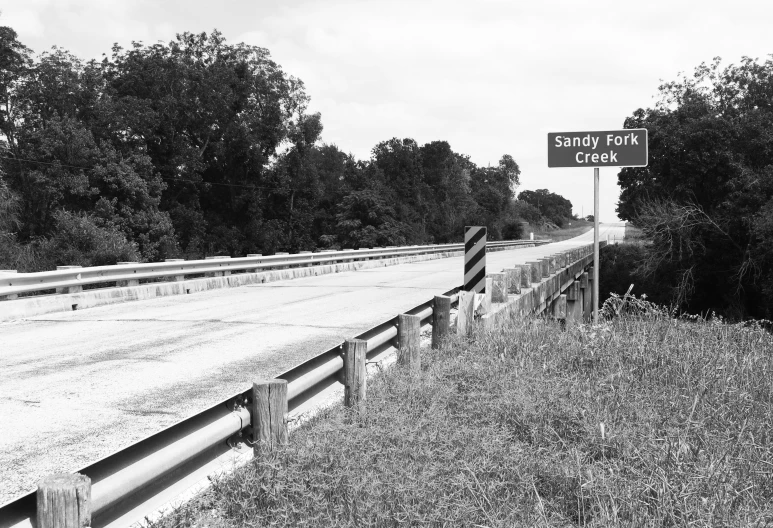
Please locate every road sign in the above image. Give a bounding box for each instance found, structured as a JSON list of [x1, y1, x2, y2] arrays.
[[464, 226, 486, 293], [547, 128, 648, 324], [547, 129, 648, 168]]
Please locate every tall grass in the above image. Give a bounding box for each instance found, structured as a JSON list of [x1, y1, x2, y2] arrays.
[[152, 305, 773, 527]]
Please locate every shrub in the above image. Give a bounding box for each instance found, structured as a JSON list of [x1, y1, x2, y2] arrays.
[[501, 220, 523, 240], [41, 210, 140, 268], [599, 244, 671, 307]]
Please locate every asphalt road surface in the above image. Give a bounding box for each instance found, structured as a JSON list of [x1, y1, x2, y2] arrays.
[[0, 223, 625, 503]]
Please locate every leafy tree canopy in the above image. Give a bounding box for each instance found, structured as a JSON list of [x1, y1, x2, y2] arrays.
[[616, 56, 773, 319], [517, 188, 573, 227], [0, 26, 530, 272]]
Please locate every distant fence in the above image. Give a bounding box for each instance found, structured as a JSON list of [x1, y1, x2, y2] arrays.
[[0, 241, 603, 528]]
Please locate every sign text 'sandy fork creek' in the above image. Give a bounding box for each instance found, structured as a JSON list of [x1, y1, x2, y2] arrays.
[[547, 129, 648, 168]]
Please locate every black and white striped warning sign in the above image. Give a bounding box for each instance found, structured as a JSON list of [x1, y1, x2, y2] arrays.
[[464, 226, 486, 293]]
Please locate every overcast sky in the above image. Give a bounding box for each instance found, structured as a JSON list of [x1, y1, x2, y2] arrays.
[[4, 0, 773, 221]]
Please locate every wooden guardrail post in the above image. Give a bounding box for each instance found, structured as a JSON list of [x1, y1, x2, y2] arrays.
[[251, 379, 288, 454], [504, 268, 520, 294], [343, 339, 367, 409], [398, 314, 421, 374], [457, 290, 475, 336], [37, 473, 91, 528], [490, 273, 507, 303], [432, 295, 451, 349]]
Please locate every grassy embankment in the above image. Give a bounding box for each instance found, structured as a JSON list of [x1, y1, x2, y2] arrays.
[[620, 224, 647, 246], [152, 301, 773, 527], [530, 220, 593, 242]]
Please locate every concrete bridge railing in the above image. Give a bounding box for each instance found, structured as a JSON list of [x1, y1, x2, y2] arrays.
[[0, 240, 548, 321]]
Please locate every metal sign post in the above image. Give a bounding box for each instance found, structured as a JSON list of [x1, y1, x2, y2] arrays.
[[546, 128, 648, 324], [593, 167, 599, 323]]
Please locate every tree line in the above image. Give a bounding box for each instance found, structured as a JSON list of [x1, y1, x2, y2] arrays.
[[0, 27, 579, 272], [616, 56, 773, 320]]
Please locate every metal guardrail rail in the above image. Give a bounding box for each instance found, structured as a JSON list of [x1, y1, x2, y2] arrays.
[[0, 282, 463, 528], [0, 240, 545, 298], [0, 239, 585, 528]]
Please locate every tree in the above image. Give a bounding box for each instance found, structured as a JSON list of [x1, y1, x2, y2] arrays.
[[102, 30, 315, 256], [0, 24, 532, 269], [371, 138, 426, 240], [617, 56, 773, 319], [334, 187, 410, 248], [419, 140, 477, 242], [0, 26, 31, 152], [518, 189, 572, 226]]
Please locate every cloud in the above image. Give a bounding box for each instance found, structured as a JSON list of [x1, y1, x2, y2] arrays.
[[1, 7, 45, 39]]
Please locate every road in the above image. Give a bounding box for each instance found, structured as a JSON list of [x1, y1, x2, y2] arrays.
[[0, 223, 624, 503]]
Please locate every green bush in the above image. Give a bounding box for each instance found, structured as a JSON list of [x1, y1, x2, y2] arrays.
[[599, 244, 671, 307], [501, 220, 523, 240], [40, 210, 140, 269]]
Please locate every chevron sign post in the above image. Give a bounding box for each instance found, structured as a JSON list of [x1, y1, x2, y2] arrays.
[[464, 226, 486, 293]]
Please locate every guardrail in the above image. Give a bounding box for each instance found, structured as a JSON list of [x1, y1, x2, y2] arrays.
[[0, 240, 545, 300], [0, 241, 596, 528]]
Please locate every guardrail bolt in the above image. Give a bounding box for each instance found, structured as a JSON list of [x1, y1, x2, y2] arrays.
[[343, 339, 367, 410], [37, 473, 91, 528], [251, 379, 288, 455], [432, 295, 451, 349]]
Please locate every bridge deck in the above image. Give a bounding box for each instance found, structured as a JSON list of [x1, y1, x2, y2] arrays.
[[0, 224, 624, 504]]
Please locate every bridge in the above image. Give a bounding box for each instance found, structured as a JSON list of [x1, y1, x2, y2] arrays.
[[0, 223, 623, 527]]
